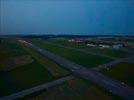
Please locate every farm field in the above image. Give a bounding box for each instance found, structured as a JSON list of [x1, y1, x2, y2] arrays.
[[30, 38, 112, 69], [45, 38, 134, 58], [26, 78, 119, 100], [102, 62, 134, 86]]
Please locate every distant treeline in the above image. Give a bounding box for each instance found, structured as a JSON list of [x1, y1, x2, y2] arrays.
[[0, 34, 134, 39]]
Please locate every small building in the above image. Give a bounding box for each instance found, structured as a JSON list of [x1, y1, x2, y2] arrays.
[[112, 44, 123, 49], [87, 44, 96, 47], [68, 38, 84, 43], [68, 39, 75, 42], [99, 44, 110, 49]]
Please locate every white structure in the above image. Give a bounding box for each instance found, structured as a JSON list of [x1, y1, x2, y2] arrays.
[[68, 39, 75, 42], [87, 44, 96, 47], [99, 44, 110, 48], [112, 44, 123, 49]]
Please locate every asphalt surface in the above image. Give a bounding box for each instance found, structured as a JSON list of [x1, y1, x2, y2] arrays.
[[19, 40, 134, 100], [0, 75, 75, 100], [92, 56, 134, 71]]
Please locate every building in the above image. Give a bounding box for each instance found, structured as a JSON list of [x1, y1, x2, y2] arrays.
[[112, 44, 123, 49], [68, 38, 84, 43], [87, 44, 96, 47], [99, 44, 110, 49], [68, 39, 75, 42]]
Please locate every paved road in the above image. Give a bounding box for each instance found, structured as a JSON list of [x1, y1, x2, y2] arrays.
[[19, 40, 134, 100], [92, 56, 134, 71], [0, 75, 75, 100]]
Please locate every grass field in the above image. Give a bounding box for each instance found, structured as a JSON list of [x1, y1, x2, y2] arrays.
[[46, 38, 86, 48], [83, 47, 134, 58], [27, 78, 121, 100], [30, 38, 112, 69], [46, 39, 134, 58], [102, 62, 134, 86], [0, 61, 54, 97], [18, 42, 69, 77], [0, 39, 28, 69], [0, 39, 60, 97]]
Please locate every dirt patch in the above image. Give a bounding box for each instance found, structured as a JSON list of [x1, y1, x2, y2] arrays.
[[1, 55, 34, 71]]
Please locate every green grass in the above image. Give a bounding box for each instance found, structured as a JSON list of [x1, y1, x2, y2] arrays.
[[0, 39, 28, 64], [102, 62, 134, 86], [0, 39, 55, 97], [26, 78, 118, 100], [46, 39, 134, 58], [19, 42, 69, 77], [46, 39, 87, 48], [1, 39, 27, 55], [84, 47, 134, 58], [0, 61, 54, 97], [30, 38, 112, 69]]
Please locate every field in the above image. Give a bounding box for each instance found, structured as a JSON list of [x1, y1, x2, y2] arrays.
[[0, 55, 34, 71], [83, 47, 134, 58], [30, 38, 112, 69], [0, 38, 133, 99], [45, 38, 134, 58], [102, 62, 134, 86], [0, 39, 28, 68], [0, 39, 58, 96], [46, 38, 86, 48], [18, 41, 69, 77], [0, 61, 54, 97], [27, 78, 121, 100]]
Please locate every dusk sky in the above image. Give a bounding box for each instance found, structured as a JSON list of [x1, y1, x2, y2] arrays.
[[0, 0, 134, 35]]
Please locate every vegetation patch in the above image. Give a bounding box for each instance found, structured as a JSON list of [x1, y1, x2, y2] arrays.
[[0, 39, 56, 97], [102, 62, 134, 86], [84, 47, 134, 58], [18, 42, 69, 77], [0, 55, 34, 71], [27, 79, 115, 100], [0, 61, 54, 97], [0, 39, 28, 70]]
